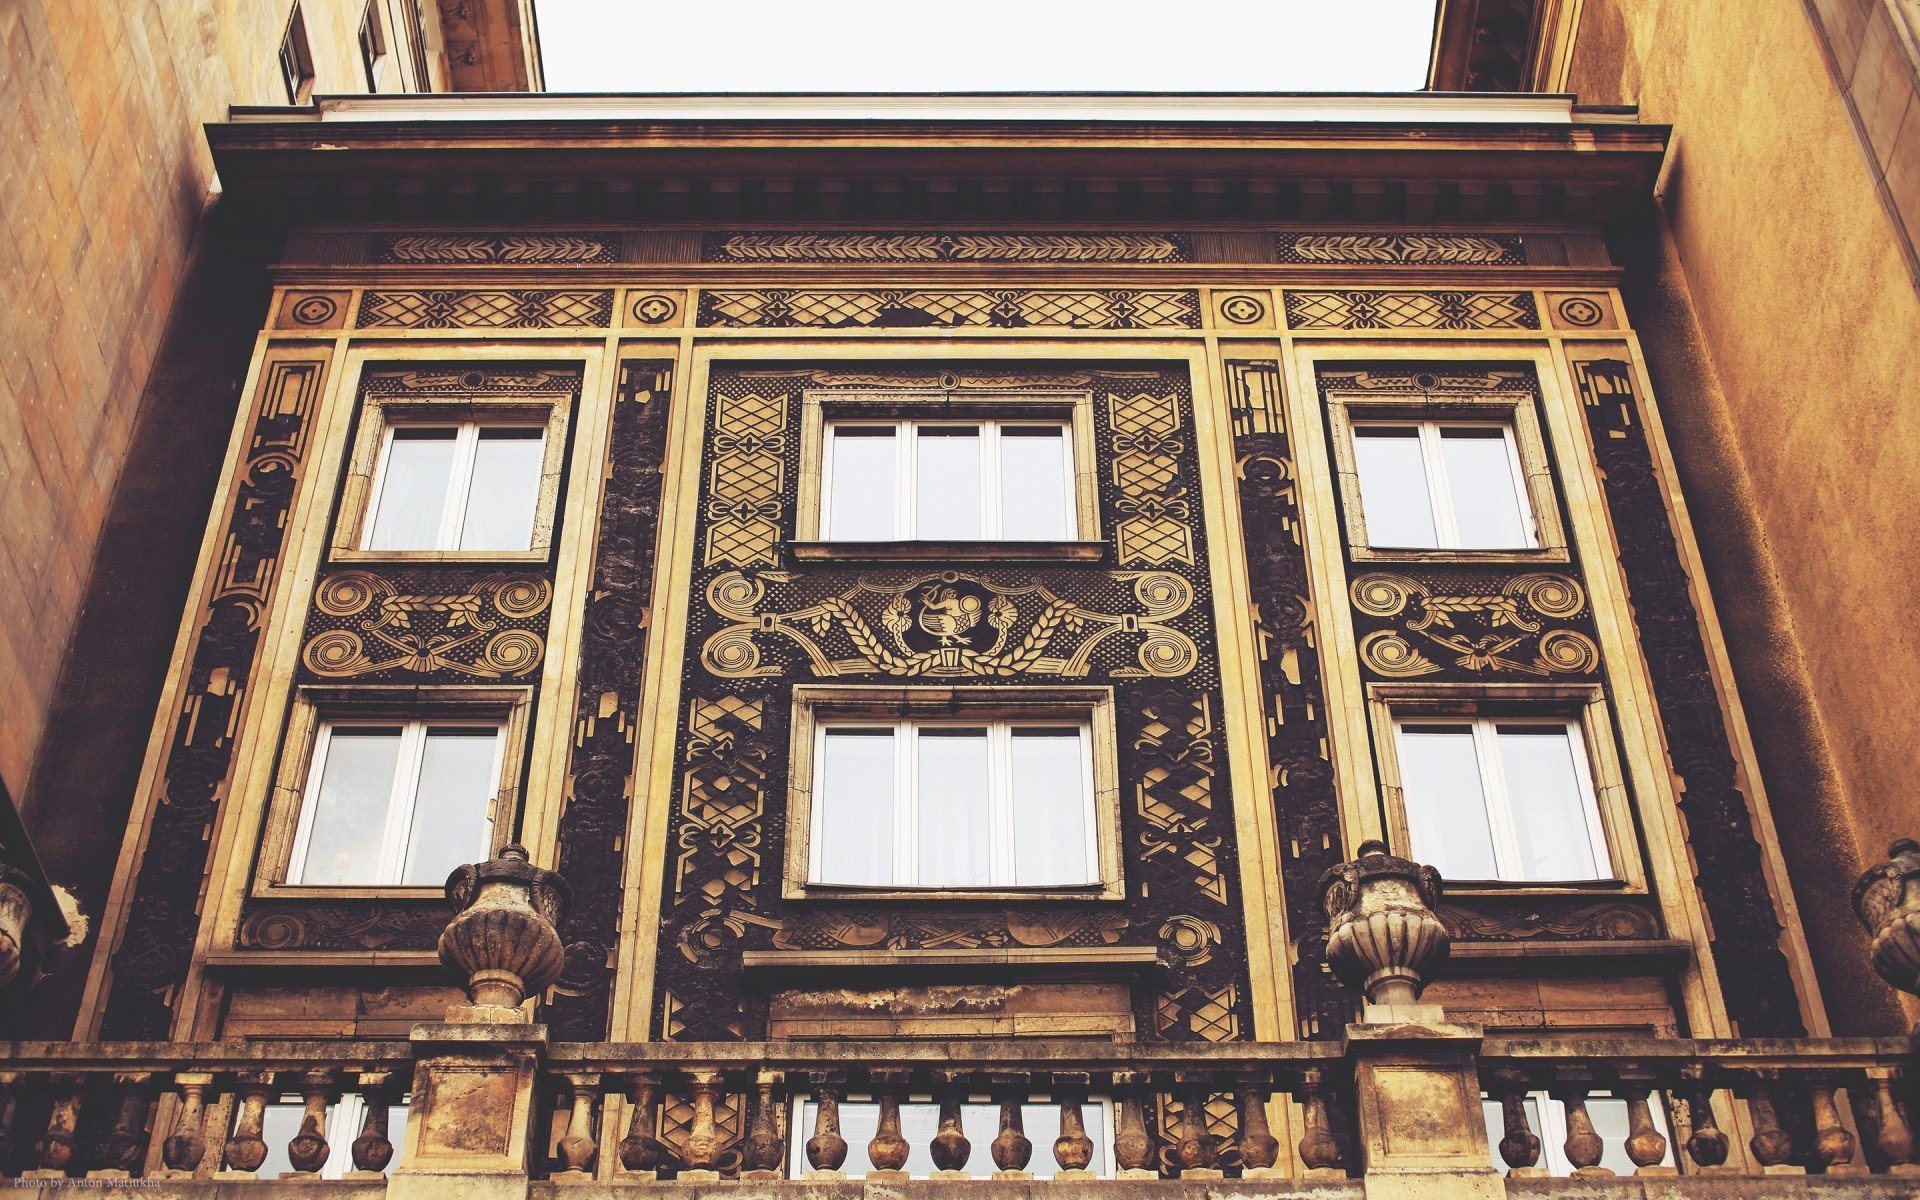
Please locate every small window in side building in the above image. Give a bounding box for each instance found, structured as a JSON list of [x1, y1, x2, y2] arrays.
[[1352, 420, 1536, 550], [359, 1, 389, 91], [279, 4, 315, 103], [287, 720, 501, 887], [363, 422, 546, 552]]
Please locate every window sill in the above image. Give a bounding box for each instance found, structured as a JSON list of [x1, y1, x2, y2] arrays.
[[1447, 938, 1692, 976], [742, 945, 1157, 981], [328, 547, 549, 564], [1349, 544, 1572, 566], [1440, 878, 1639, 899], [252, 883, 455, 902], [784, 881, 1124, 903], [789, 540, 1105, 564]]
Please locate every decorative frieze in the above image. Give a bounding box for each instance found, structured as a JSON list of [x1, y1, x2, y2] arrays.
[[703, 232, 1192, 263], [358, 289, 615, 329], [697, 289, 1201, 330], [1284, 290, 1540, 330], [374, 233, 617, 264], [1277, 233, 1525, 265]]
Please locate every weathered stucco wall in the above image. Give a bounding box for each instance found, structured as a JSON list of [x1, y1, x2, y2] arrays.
[[1569, 2, 1920, 1032], [0, 0, 413, 800]]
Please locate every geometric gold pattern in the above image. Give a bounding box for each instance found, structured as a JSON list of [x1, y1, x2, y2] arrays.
[[1108, 391, 1195, 566], [1283, 290, 1539, 330], [1350, 571, 1599, 678], [703, 392, 789, 567]]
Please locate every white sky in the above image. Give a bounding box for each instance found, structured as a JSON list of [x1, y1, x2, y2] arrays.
[[533, 0, 1441, 94]]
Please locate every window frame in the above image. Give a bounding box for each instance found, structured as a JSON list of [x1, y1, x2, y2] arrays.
[[1365, 682, 1645, 895], [1349, 419, 1537, 551], [793, 390, 1103, 562], [819, 417, 1079, 542], [808, 717, 1099, 890], [1327, 386, 1569, 565], [784, 685, 1124, 902], [255, 686, 533, 899], [331, 389, 571, 563]]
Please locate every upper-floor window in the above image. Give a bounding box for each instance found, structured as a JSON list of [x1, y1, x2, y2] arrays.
[[279, 4, 315, 103], [822, 419, 1076, 542], [287, 719, 501, 887], [1352, 420, 1535, 550], [358, 0, 389, 91], [1394, 716, 1609, 883], [363, 423, 546, 553], [812, 719, 1096, 889]]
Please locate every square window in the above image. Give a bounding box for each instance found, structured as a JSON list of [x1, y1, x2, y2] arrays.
[[812, 721, 1095, 889], [287, 719, 502, 888], [1394, 717, 1609, 883], [821, 419, 1076, 542], [1325, 376, 1569, 564], [1352, 420, 1535, 550], [363, 422, 546, 553], [786, 686, 1122, 900]]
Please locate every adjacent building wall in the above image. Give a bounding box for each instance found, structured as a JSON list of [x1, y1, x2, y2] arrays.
[[1566, 0, 1920, 1032]]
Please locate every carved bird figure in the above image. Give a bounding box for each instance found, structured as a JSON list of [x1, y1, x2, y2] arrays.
[[916, 586, 983, 645]]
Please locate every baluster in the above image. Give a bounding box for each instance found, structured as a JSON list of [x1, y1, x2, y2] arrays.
[[220, 1072, 275, 1176], [1554, 1085, 1610, 1177], [1174, 1077, 1219, 1178], [158, 1073, 213, 1179], [91, 1072, 153, 1178], [1869, 1069, 1920, 1175], [1053, 1072, 1095, 1180], [1234, 1075, 1279, 1178], [679, 1070, 725, 1180], [554, 1072, 601, 1179], [1489, 1071, 1542, 1178], [285, 1068, 338, 1176], [26, 1073, 84, 1179], [1620, 1076, 1674, 1177], [740, 1071, 785, 1180], [866, 1071, 911, 1180], [1811, 1083, 1864, 1175], [1745, 1082, 1800, 1174], [349, 1071, 395, 1177], [1297, 1067, 1346, 1179], [928, 1069, 971, 1179], [1682, 1084, 1732, 1173], [801, 1071, 848, 1179], [1111, 1070, 1156, 1179], [618, 1072, 669, 1178], [0, 1072, 18, 1174], [990, 1073, 1033, 1180]]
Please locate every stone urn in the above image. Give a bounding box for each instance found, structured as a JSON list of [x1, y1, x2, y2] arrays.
[[1853, 838, 1920, 1000], [1318, 839, 1450, 1007], [439, 844, 571, 1019]]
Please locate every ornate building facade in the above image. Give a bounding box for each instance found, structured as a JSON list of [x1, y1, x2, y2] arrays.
[[5, 4, 1920, 1198]]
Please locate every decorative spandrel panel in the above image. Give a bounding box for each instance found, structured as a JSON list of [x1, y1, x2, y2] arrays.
[[652, 363, 1253, 1044]]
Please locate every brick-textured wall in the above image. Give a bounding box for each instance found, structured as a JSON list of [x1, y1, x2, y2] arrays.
[[0, 1, 416, 796]]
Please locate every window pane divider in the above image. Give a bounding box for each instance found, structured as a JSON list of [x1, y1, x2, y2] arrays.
[[988, 725, 1013, 886], [376, 722, 430, 887], [897, 720, 918, 887], [1416, 424, 1463, 548], [1469, 719, 1527, 881], [439, 424, 482, 550]]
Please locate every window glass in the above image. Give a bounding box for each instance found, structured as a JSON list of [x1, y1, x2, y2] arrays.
[[815, 729, 896, 886], [917, 728, 992, 887], [914, 427, 983, 540], [298, 727, 403, 885], [826, 428, 898, 541], [1441, 428, 1530, 548], [1352, 427, 1438, 548], [401, 728, 499, 885], [367, 429, 457, 551], [1483, 1095, 1669, 1175], [1496, 725, 1605, 881], [795, 1100, 1108, 1179], [1398, 724, 1498, 880], [999, 427, 1071, 540], [1010, 728, 1088, 885], [459, 429, 544, 551]]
